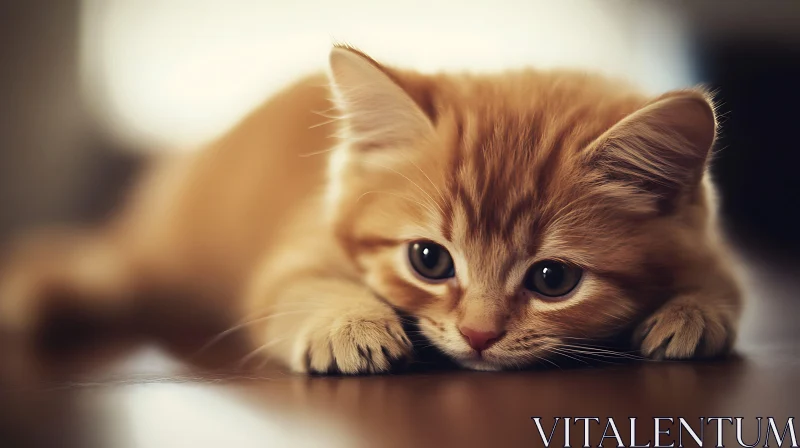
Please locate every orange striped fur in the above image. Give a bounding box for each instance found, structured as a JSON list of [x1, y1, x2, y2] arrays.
[[0, 46, 741, 373]]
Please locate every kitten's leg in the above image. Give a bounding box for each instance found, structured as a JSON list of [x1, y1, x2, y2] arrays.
[[0, 228, 139, 339], [633, 261, 742, 360], [244, 272, 413, 374]]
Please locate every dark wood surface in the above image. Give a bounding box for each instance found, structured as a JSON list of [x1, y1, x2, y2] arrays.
[[0, 245, 798, 448]]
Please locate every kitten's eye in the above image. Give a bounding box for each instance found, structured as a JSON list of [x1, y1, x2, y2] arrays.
[[524, 260, 582, 298], [408, 241, 455, 281]]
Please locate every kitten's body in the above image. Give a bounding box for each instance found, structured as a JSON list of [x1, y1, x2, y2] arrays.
[[0, 47, 741, 373]]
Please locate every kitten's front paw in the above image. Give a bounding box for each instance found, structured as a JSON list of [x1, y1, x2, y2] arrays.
[[634, 297, 736, 360], [297, 313, 413, 375]]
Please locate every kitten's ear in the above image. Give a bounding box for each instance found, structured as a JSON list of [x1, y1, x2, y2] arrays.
[[588, 90, 717, 208], [328, 46, 435, 150]]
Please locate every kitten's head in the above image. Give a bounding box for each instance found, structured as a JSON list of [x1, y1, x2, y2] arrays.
[[325, 46, 717, 370]]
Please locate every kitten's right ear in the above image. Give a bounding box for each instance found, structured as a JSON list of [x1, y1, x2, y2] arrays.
[[328, 46, 435, 150]]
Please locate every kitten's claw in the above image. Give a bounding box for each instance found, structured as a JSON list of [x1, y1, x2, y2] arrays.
[[298, 315, 413, 375], [634, 297, 735, 360]]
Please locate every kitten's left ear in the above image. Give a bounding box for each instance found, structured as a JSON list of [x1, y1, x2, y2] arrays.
[[328, 46, 435, 150], [587, 89, 717, 207]]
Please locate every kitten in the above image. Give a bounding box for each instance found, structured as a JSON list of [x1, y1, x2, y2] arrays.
[[0, 45, 741, 373]]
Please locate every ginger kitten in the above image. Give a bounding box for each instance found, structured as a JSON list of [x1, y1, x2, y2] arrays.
[[0, 45, 741, 374]]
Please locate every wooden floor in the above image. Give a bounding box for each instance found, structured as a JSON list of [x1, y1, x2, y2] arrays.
[[0, 246, 798, 448]]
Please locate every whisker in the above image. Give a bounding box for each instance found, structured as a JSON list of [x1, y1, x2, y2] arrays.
[[192, 308, 322, 356], [545, 347, 590, 365], [531, 351, 562, 370], [560, 342, 642, 355], [361, 160, 446, 217], [558, 351, 613, 364], [238, 336, 294, 369], [299, 146, 340, 158], [399, 153, 447, 205], [557, 344, 644, 361], [308, 117, 340, 130], [310, 106, 341, 120]]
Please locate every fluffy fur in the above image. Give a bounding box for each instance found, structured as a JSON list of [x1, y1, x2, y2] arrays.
[[0, 46, 742, 374]]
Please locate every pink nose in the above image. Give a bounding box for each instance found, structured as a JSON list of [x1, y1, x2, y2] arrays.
[[459, 327, 505, 352]]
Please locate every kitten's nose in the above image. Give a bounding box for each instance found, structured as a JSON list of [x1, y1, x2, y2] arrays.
[[459, 327, 505, 352]]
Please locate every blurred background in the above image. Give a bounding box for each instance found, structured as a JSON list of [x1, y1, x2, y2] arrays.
[[1, 2, 799, 447]]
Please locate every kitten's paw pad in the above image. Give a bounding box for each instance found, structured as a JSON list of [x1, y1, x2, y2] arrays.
[[301, 316, 412, 375], [635, 300, 734, 360]]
